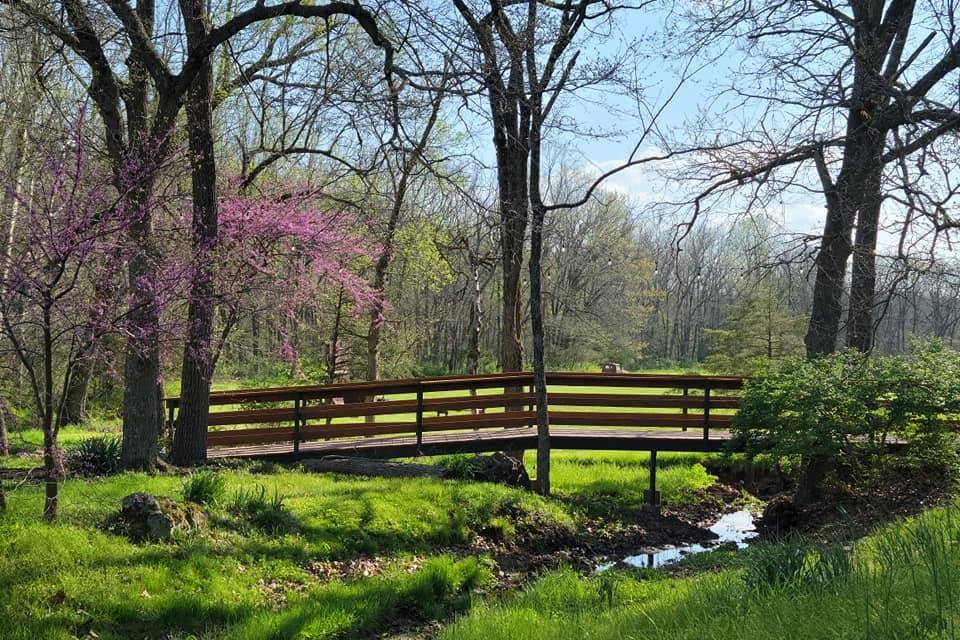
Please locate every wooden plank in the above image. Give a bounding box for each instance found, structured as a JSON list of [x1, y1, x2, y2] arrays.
[[208, 409, 295, 426], [169, 371, 744, 408], [546, 393, 740, 409], [548, 411, 733, 428], [544, 372, 744, 390], [421, 392, 534, 412]]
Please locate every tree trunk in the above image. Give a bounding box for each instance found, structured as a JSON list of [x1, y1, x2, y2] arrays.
[[121, 324, 162, 470], [120, 2, 163, 472], [57, 352, 93, 428], [846, 183, 882, 352], [42, 304, 58, 521], [499, 179, 527, 372], [805, 113, 886, 357], [0, 400, 8, 457], [120, 211, 162, 471], [529, 200, 550, 496], [172, 0, 218, 466], [468, 258, 483, 376], [804, 206, 852, 357], [794, 454, 832, 507]]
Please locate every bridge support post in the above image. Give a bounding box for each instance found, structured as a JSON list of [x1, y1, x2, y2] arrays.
[[644, 450, 661, 514]]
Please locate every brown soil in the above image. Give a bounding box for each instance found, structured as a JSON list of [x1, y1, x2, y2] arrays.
[[303, 480, 751, 598], [757, 464, 955, 542]]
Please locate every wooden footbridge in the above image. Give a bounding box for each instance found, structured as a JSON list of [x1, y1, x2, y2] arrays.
[[164, 371, 745, 463]]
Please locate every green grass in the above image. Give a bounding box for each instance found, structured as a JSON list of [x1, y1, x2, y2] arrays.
[[0, 466, 554, 639], [441, 503, 960, 640], [532, 450, 715, 517], [0, 443, 725, 639]]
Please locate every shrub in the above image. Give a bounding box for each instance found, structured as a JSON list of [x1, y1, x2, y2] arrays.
[[181, 470, 226, 506], [733, 342, 960, 503], [66, 436, 122, 477], [230, 484, 299, 534]]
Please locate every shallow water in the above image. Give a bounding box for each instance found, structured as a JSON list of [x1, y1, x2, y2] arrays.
[[598, 509, 758, 571]]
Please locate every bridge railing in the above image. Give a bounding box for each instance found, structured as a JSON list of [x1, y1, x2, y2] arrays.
[[164, 372, 744, 455]]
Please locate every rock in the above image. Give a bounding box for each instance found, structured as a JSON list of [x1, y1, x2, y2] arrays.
[[759, 494, 801, 536], [454, 453, 531, 488], [118, 492, 206, 542]]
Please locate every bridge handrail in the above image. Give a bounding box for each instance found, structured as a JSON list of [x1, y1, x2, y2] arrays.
[[164, 371, 743, 409], [163, 371, 745, 455]]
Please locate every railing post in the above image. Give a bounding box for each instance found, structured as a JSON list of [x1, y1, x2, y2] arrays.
[[703, 383, 711, 442], [415, 382, 424, 455], [681, 386, 688, 431], [166, 401, 177, 443], [293, 393, 303, 458]]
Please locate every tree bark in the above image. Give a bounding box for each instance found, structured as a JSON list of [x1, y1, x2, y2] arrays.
[[57, 352, 93, 428], [805, 116, 887, 357], [529, 199, 550, 495], [846, 183, 882, 352], [172, 0, 218, 466], [41, 303, 58, 521], [0, 399, 8, 457], [468, 257, 483, 376], [119, 1, 163, 472]]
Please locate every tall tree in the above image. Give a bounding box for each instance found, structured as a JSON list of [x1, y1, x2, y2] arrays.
[[4, 0, 396, 468], [678, 0, 960, 355], [171, 0, 218, 465]]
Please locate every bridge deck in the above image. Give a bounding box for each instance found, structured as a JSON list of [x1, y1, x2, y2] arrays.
[[207, 427, 735, 461]]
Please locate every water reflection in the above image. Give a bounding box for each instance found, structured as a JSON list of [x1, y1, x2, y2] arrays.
[[598, 509, 758, 571]]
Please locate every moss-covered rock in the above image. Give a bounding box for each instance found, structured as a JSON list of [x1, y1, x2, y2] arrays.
[[115, 492, 206, 542]]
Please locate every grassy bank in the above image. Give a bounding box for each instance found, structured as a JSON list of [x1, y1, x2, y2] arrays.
[[0, 446, 717, 639], [443, 503, 960, 640]]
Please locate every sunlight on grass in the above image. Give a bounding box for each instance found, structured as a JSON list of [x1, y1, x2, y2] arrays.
[[441, 504, 960, 640], [0, 443, 720, 639]]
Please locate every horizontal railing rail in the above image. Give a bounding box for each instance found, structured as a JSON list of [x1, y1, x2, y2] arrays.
[[163, 371, 745, 456]]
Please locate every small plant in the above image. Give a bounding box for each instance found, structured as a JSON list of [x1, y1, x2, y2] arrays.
[[743, 539, 852, 595], [181, 470, 226, 506], [743, 539, 809, 593], [230, 484, 299, 534], [596, 571, 619, 607], [436, 454, 478, 479], [66, 436, 122, 477]]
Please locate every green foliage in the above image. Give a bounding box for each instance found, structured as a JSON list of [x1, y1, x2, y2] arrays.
[[395, 219, 455, 293], [230, 484, 300, 534], [181, 470, 227, 506], [65, 436, 122, 477], [732, 343, 960, 491], [705, 280, 807, 374]]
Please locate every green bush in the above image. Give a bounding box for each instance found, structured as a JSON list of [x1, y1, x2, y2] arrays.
[[733, 342, 960, 501], [65, 436, 122, 477], [230, 484, 299, 534], [181, 470, 226, 506]]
